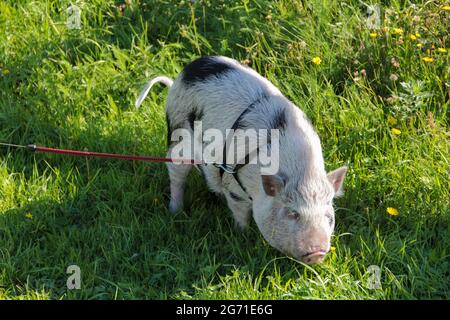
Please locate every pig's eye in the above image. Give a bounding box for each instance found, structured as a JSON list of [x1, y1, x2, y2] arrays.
[[287, 210, 300, 220]]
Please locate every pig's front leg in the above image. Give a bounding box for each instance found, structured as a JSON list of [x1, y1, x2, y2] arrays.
[[224, 191, 252, 229]]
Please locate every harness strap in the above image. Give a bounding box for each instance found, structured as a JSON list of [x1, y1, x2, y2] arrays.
[[219, 97, 265, 201], [229, 151, 257, 201]]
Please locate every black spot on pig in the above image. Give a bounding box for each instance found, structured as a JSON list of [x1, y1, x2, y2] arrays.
[[188, 109, 204, 130], [271, 108, 287, 130], [167, 114, 185, 147], [182, 56, 233, 85]]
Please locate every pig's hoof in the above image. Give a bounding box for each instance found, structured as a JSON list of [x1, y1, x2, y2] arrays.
[[234, 217, 250, 230], [169, 200, 183, 214]]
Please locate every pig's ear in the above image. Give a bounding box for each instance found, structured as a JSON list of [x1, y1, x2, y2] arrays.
[[261, 175, 284, 197], [327, 166, 348, 197]]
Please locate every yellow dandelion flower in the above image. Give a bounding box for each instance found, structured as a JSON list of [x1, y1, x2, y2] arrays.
[[25, 213, 33, 219], [2, 69, 10, 75], [442, 6, 450, 11], [409, 34, 417, 41], [391, 128, 401, 135], [392, 28, 403, 35], [312, 57, 322, 65], [386, 207, 399, 216], [416, 43, 423, 48], [415, 33, 421, 38], [330, 246, 336, 253], [437, 48, 447, 53], [369, 32, 378, 38], [387, 115, 397, 126], [422, 57, 434, 63]]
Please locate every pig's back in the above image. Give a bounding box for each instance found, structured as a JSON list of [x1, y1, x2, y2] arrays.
[[166, 56, 283, 132]]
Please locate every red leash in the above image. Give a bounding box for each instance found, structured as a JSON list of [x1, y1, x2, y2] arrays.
[[0, 142, 201, 165]]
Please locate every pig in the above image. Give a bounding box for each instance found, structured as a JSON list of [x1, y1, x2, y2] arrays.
[[136, 56, 347, 264]]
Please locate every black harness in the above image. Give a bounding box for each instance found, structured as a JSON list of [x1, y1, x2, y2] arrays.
[[214, 98, 265, 201]]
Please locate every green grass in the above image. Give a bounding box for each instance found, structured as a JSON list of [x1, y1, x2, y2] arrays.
[[0, 0, 449, 300]]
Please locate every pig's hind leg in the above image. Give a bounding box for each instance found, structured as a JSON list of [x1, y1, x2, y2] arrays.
[[166, 124, 193, 213], [167, 158, 192, 213]]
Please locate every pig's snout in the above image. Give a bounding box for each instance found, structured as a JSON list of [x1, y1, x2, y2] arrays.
[[298, 228, 330, 264], [301, 248, 328, 264]]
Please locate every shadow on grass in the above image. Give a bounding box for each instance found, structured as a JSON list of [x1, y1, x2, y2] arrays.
[[0, 169, 300, 299], [0, 46, 293, 299]]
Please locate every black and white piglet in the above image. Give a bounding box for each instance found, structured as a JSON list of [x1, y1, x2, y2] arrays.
[[136, 56, 347, 264]]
